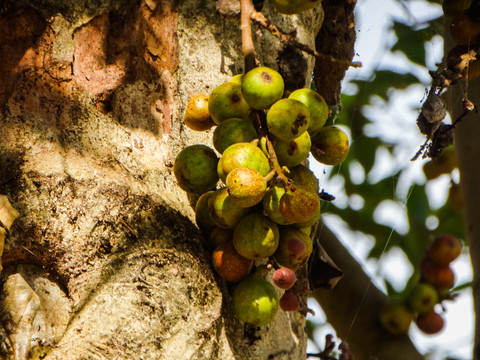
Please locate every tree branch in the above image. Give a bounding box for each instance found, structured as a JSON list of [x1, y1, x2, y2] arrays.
[[311, 218, 423, 360], [240, 0, 256, 72]]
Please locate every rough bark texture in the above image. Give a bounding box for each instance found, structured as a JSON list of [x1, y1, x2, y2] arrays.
[[0, 0, 323, 359]]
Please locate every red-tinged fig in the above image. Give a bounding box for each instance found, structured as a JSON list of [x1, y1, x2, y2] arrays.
[[415, 309, 445, 335], [428, 234, 462, 266], [267, 99, 310, 142], [226, 167, 267, 208], [294, 202, 320, 229], [183, 94, 216, 131], [274, 227, 312, 271], [213, 117, 258, 154], [208, 188, 251, 229], [217, 142, 270, 183], [273, 131, 311, 168], [233, 214, 279, 260], [279, 186, 320, 224], [279, 291, 300, 312], [310, 126, 349, 166], [241, 66, 284, 110], [289, 88, 328, 133], [208, 82, 252, 125], [379, 302, 414, 335], [174, 145, 219, 194], [232, 275, 279, 326], [421, 257, 456, 290], [273, 267, 297, 290], [407, 283, 438, 315], [212, 241, 253, 283]]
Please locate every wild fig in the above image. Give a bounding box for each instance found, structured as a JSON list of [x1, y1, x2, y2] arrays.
[[279, 185, 320, 224], [415, 309, 445, 334], [407, 283, 438, 315], [208, 227, 233, 247], [274, 131, 311, 168], [226, 167, 267, 208], [289, 88, 328, 133], [183, 94, 216, 131], [428, 234, 462, 266], [379, 302, 413, 335], [195, 190, 216, 234], [208, 188, 251, 229], [262, 185, 293, 225], [232, 274, 279, 326], [241, 66, 284, 110], [310, 126, 349, 166], [213, 118, 258, 154], [279, 291, 300, 312], [212, 241, 253, 283], [267, 99, 310, 142], [174, 145, 219, 194], [421, 257, 456, 290], [274, 226, 313, 271], [233, 213, 280, 260], [217, 142, 270, 183], [273, 267, 297, 290], [208, 82, 251, 125], [288, 165, 319, 193]]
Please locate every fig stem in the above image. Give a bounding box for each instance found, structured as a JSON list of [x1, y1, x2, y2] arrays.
[[265, 134, 292, 189], [264, 169, 276, 182], [240, 0, 256, 72]]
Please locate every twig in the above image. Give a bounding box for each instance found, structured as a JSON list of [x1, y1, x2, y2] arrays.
[[240, 0, 256, 72]]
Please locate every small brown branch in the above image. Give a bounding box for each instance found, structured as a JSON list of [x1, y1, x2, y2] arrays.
[[250, 11, 361, 69], [240, 0, 256, 72]]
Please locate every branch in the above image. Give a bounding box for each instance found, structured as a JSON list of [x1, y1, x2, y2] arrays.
[[240, 0, 256, 72], [311, 218, 423, 360]]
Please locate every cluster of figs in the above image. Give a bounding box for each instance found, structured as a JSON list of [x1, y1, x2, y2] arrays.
[[380, 235, 462, 336], [174, 66, 349, 326]]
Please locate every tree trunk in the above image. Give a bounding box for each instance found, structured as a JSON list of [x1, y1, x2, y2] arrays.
[[0, 1, 323, 359]]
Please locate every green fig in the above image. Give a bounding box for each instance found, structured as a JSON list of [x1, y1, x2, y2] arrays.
[[380, 302, 414, 335], [310, 126, 349, 166], [241, 66, 284, 110], [274, 226, 312, 271], [289, 88, 328, 133], [208, 82, 252, 125], [273, 131, 311, 168], [229, 74, 244, 85], [271, 0, 322, 15], [262, 185, 293, 225], [174, 145, 219, 194], [213, 118, 258, 154], [266, 99, 310, 142], [233, 213, 280, 260], [407, 283, 438, 315], [217, 142, 270, 183], [280, 185, 320, 224], [195, 190, 217, 234], [226, 167, 267, 208], [288, 165, 319, 193], [208, 188, 251, 229], [232, 275, 279, 326]]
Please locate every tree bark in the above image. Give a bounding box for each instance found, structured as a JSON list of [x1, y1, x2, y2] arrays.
[[0, 0, 323, 359]]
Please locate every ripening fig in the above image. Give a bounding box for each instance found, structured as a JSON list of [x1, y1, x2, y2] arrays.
[[233, 213, 280, 260], [209, 227, 233, 247], [241, 66, 284, 110], [280, 186, 320, 224], [294, 202, 320, 229], [267, 99, 310, 142], [213, 118, 258, 154], [195, 191, 216, 234], [310, 126, 349, 166], [217, 142, 270, 183], [289, 88, 328, 133], [226, 167, 267, 208], [407, 283, 438, 315], [229, 74, 244, 85], [208, 188, 251, 229], [273, 267, 297, 290], [279, 291, 300, 312], [271, 0, 322, 15], [183, 94, 216, 131], [274, 226, 313, 271], [262, 185, 293, 225], [379, 302, 414, 335], [208, 82, 252, 125], [288, 165, 319, 193], [212, 241, 253, 283], [274, 131, 311, 168], [428, 234, 462, 266], [415, 309, 445, 335], [421, 256, 456, 290], [232, 274, 279, 326], [174, 145, 219, 194]]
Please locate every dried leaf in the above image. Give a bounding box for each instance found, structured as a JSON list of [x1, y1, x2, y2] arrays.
[[0, 195, 19, 230], [308, 239, 344, 290]]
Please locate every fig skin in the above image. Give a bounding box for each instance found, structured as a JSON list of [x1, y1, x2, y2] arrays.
[[279, 291, 300, 312], [226, 167, 267, 208], [407, 283, 438, 315], [428, 234, 462, 266], [262, 185, 293, 225], [208, 227, 233, 247], [217, 142, 270, 183], [241, 66, 284, 110], [212, 241, 253, 283], [288, 165, 319, 193], [273, 131, 311, 168], [415, 309, 445, 334], [289, 88, 328, 133], [271, 0, 322, 15], [267, 99, 310, 142], [310, 126, 349, 166], [183, 94, 216, 131], [232, 275, 279, 326], [213, 118, 258, 154], [208, 82, 252, 125], [208, 188, 251, 229], [273, 268, 297, 290], [274, 226, 313, 271], [279, 185, 320, 224], [233, 213, 280, 260], [421, 257, 456, 290], [174, 145, 219, 194], [379, 302, 414, 335], [195, 191, 217, 235]]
